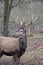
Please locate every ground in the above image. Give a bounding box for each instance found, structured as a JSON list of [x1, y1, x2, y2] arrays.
[[0, 34, 43, 65]]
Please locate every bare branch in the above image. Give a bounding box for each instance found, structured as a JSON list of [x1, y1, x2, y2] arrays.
[[9, 0, 13, 10], [10, 5, 17, 8]]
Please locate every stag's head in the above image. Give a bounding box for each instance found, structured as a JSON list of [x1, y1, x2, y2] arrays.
[[15, 21, 26, 38]]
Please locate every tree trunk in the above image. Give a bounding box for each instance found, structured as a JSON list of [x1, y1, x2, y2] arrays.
[[3, 0, 9, 36], [3, 0, 13, 36]]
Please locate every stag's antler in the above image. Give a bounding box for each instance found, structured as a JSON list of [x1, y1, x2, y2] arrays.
[[25, 16, 40, 26], [32, 16, 40, 23]]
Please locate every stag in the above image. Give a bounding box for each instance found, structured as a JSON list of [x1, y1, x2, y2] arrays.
[[0, 21, 27, 65]]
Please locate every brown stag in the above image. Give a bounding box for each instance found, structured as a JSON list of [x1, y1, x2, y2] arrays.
[[0, 21, 27, 65]]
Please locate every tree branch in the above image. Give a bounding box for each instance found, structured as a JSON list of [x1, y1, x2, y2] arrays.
[[8, 0, 13, 15]]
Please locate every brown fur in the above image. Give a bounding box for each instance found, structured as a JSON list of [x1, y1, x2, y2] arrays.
[[0, 36, 19, 52]]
